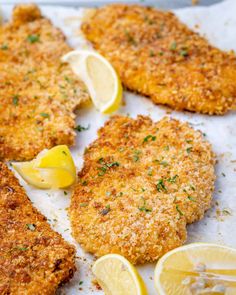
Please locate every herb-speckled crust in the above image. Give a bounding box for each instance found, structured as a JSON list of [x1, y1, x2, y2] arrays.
[[0, 4, 89, 161], [0, 162, 76, 294], [70, 116, 215, 264], [82, 4, 236, 115]]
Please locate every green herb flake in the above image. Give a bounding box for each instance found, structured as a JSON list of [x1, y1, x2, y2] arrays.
[[79, 281, 83, 285], [97, 159, 120, 176], [180, 49, 188, 57], [26, 223, 36, 231], [222, 209, 231, 216], [62, 150, 67, 156], [176, 205, 184, 216], [156, 179, 167, 192], [80, 203, 88, 207], [187, 196, 196, 202], [186, 147, 192, 154], [15, 246, 28, 251], [40, 112, 50, 118], [170, 41, 177, 51], [222, 172, 226, 177], [138, 197, 152, 213], [164, 145, 169, 151], [1, 44, 8, 50], [12, 95, 19, 106], [143, 135, 156, 143], [64, 191, 68, 195], [159, 51, 164, 56], [133, 150, 141, 162], [167, 175, 178, 183], [149, 50, 155, 57], [75, 124, 90, 132], [125, 30, 137, 46], [27, 34, 40, 43]]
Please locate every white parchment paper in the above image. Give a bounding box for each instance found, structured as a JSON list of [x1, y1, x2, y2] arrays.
[[2, 1, 236, 294]]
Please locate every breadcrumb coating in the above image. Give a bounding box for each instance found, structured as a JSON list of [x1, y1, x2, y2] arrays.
[[0, 4, 89, 161], [82, 4, 236, 115], [0, 162, 76, 294], [70, 115, 215, 264]]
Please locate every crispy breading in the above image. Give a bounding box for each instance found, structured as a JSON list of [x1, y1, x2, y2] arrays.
[[70, 115, 215, 264], [82, 4, 236, 115], [0, 4, 89, 161], [0, 162, 76, 294]]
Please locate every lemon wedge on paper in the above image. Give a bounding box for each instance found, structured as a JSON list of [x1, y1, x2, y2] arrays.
[[13, 145, 76, 189], [154, 243, 236, 295], [62, 50, 122, 114], [92, 254, 147, 295]]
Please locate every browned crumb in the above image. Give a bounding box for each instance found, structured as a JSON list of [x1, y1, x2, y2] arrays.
[[0, 162, 76, 294], [70, 115, 215, 264], [0, 4, 89, 161], [82, 4, 236, 115]]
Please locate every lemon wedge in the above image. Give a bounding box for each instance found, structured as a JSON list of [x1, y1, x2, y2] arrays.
[[13, 145, 76, 189], [62, 50, 122, 114], [92, 254, 147, 295], [154, 243, 236, 295]]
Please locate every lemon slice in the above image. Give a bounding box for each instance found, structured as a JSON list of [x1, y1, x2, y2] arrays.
[[154, 243, 236, 295], [62, 50, 122, 114], [92, 254, 147, 295], [13, 145, 76, 189]]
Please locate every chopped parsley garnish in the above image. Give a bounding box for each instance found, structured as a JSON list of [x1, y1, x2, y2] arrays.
[[80, 203, 88, 207], [149, 50, 155, 57], [75, 124, 90, 132], [138, 197, 152, 213], [97, 158, 120, 176], [167, 175, 178, 183], [79, 281, 83, 285], [164, 145, 169, 151], [143, 134, 156, 143], [15, 246, 28, 251], [188, 196, 196, 202], [27, 34, 40, 43], [40, 112, 50, 118], [180, 49, 188, 57], [186, 147, 192, 154], [156, 179, 167, 192], [62, 150, 67, 156], [125, 30, 137, 45], [222, 172, 226, 177], [26, 223, 36, 231], [82, 180, 88, 186], [147, 167, 153, 176], [176, 205, 184, 216], [170, 41, 177, 50], [12, 95, 19, 106], [1, 44, 8, 50], [64, 191, 68, 195], [159, 51, 164, 56], [155, 160, 168, 167], [133, 150, 141, 162]]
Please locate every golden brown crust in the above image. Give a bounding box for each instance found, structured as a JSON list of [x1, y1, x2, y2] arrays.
[[70, 115, 215, 264], [82, 4, 236, 115], [0, 4, 89, 161], [0, 162, 76, 294]]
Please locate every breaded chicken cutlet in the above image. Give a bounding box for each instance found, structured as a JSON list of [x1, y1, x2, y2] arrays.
[[0, 4, 89, 161], [70, 116, 215, 264], [82, 4, 236, 115], [0, 162, 76, 294]]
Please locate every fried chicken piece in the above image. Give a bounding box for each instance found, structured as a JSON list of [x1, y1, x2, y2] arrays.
[[70, 115, 215, 264], [0, 162, 76, 294], [0, 4, 89, 161], [82, 4, 236, 115]]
